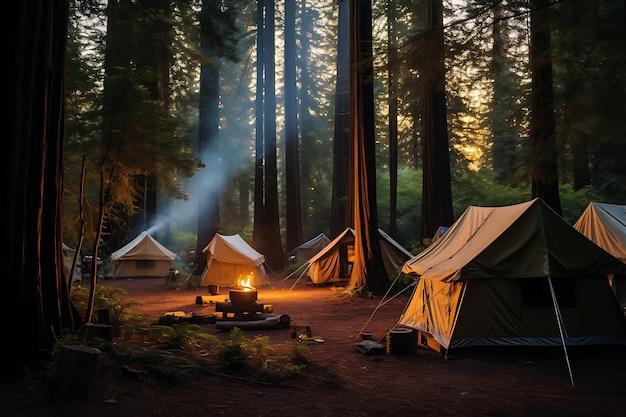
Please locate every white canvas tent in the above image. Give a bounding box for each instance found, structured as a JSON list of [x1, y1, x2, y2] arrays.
[[398, 198, 626, 355], [289, 233, 331, 263], [300, 228, 413, 285], [109, 231, 177, 278], [574, 202, 626, 309], [200, 234, 270, 287]]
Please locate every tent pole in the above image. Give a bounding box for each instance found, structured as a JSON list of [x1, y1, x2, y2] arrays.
[[356, 272, 416, 341], [288, 264, 312, 291], [183, 264, 199, 284], [548, 276, 575, 389], [281, 262, 310, 282]]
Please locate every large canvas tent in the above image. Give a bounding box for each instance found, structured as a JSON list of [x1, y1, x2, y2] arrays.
[[109, 231, 177, 278], [574, 202, 626, 309], [200, 234, 270, 287], [398, 198, 626, 355], [302, 228, 413, 285], [289, 233, 331, 263]]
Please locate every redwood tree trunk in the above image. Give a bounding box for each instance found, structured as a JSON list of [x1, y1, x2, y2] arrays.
[[330, 0, 351, 238], [348, 0, 389, 294], [285, 0, 303, 253], [420, 0, 454, 241], [7, 0, 80, 381]]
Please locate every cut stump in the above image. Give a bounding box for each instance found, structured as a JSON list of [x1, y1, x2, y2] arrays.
[[52, 344, 102, 399]]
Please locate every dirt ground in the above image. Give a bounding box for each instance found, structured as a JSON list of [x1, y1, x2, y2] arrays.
[[6, 276, 626, 417]]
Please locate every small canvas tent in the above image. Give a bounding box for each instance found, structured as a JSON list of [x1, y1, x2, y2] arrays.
[[304, 228, 413, 285], [399, 198, 626, 355], [289, 233, 332, 263], [63, 243, 82, 282], [574, 202, 626, 309], [109, 231, 177, 278], [200, 234, 270, 287]]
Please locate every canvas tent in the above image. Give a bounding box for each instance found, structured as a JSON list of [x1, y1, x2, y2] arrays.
[[398, 198, 626, 355], [289, 233, 332, 263], [301, 228, 413, 285], [109, 231, 177, 278], [63, 243, 82, 282], [200, 234, 270, 287], [574, 202, 626, 309]]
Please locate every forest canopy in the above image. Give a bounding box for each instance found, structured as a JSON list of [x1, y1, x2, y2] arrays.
[[62, 0, 626, 258]]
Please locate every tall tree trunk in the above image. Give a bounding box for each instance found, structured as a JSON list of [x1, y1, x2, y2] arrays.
[[420, 0, 454, 241], [7, 0, 80, 381], [529, 0, 562, 215], [490, 2, 518, 182], [285, 0, 303, 253], [348, 0, 389, 294], [387, 0, 398, 236], [330, 0, 351, 238], [559, 0, 591, 191], [196, 0, 222, 269], [253, 0, 266, 253], [262, 0, 286, 271]]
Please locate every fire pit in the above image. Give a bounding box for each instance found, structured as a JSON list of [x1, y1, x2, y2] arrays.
[[215, 284, 264, 320], [212, 276, 290, 331], [229, 286, 258, 306]]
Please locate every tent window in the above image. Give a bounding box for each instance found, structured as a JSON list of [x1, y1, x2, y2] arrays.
[[521, 277, 577, 308], [136, 260, 156, 269]]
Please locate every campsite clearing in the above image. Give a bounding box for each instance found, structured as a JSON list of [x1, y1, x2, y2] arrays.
[[6, 276, 626, 417]]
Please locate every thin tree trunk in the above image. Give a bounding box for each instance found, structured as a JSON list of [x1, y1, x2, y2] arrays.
[[253, 0, 266, 251], [285, 0, 303, 253], [387, 0, 398, 236], [529, 0, 562, 215]]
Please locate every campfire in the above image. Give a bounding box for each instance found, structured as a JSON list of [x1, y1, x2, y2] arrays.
[[215, 274, 265, 320]]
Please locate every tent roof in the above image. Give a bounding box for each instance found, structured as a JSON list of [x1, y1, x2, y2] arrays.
[[402, 198, 626, 282], [306, 228, 355, 265], [574, 202, 626, 263], [306, 227, 411, 265], [202, 234, 265, 266], [110, 231, 177, 261], [293, 233, 331, 251]]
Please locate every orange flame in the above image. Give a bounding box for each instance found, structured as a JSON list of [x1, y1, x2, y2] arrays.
[[239, 276, 252, 288]]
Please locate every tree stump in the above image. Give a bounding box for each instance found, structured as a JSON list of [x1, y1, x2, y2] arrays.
[[51, 345, 102, 399]]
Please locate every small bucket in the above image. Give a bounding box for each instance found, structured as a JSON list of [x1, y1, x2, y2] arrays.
[[386, 328, 415, 355]]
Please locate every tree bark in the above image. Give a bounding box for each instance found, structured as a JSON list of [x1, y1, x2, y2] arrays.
[[6, 0, 80, 382], [420, 0, 454, 241], [51, 345, 102, 399], [529, 0, 562, 215], [331, 0, 352, 238], [348, 0, 389, 294], [285, 0, 303, 253], [196, 0, 222, 269]]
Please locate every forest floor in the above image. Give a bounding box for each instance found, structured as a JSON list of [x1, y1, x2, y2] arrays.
[[5, 276, 626, 417]]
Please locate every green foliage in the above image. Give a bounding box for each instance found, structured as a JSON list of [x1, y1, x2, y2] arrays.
[[71, 285, 143, 331], [138, 323, 222, 353], [217, 327, 274, 372]]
